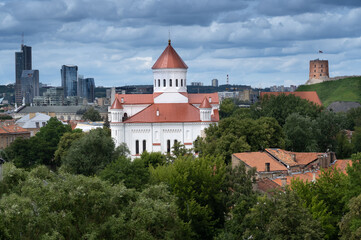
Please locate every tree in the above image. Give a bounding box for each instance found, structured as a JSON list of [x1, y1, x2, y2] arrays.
[[283, 113, 319, 152], [195, 117, 284, 163], [346, 153, 361, 200], [252, 93, 323, 126], [81, 107, 102, 121], [339, 193, 361, 240], [4, 117, 71, 168], [99, 156, 150, 190], [141, 151, 167, 167], [150, 155, 227, 240], [352, 127, 361, 153], [219, 98, 238, 119], [336, 131, 353, 159], [54, 130, 84, 167], [62, 128, 115, 176]]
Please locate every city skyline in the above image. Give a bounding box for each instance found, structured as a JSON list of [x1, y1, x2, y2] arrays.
[[1, 0, 361, 87]]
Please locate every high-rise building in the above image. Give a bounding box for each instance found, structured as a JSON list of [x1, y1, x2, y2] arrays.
[[77, 76, 95, 103], [20, 70, 39, 104], [212, 79, 218, 87], [15, 45, 32, 104], [61, 65, 78, 98]]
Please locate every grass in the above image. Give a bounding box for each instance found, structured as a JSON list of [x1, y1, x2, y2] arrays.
[[296, 77, 361, 107]]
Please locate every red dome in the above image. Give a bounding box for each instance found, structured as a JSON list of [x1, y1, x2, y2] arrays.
[[152, 40, 188, 69]]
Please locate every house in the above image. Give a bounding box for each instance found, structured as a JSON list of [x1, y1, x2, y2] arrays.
[[0, 123, 30, 149], [16, 113, 51, 136], [109, 40, 220, 157]]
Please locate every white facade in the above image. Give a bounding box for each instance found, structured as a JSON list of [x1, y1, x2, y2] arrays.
[[110, 41, 219, 157]]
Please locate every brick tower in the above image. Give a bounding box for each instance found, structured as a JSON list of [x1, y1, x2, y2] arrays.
[[309, 59, 329, 80]]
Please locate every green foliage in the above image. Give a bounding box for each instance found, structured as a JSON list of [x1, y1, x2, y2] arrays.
[[5, 117, 71, 168], [0, 165, 189, 239], [352, 127, 361, 153], [81, 106, 102, 121], [339, 193, 361, 240], [53, 130, 85, 167], [252, 93, 323, 126], [150, 155, 227, 240], [195, 117, 284, 163], [219, 98, 238, 119], [62, 128, 115, 176], [346, 153, 361, 200], [0, 114, 12, 120], [336, 131, 353, 159], [113, 142, 131, 159], [297, 76, 361, 107], [283, 113, 319, 152], [141, 151, 167, 167], [99, 156, 150, 190], [347, 107, 361, 130]]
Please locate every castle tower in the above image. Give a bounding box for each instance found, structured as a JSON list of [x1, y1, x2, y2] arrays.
[[152, 40, 188, 93], [309, 59, 329, 80]]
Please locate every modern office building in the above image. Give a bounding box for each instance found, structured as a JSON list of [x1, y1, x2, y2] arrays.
[[212, 79, 218, 87], [61, 65, 78, 98], [33, 87, 64, 106], [15, 45, 32, 104], [20, 70, 39, 104], [77, 76, 95, 103]]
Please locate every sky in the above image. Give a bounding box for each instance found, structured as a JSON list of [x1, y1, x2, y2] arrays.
[[1, 0, 361, 88]]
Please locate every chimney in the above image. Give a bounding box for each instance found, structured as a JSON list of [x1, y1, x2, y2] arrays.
[[281, 177, 287, 187], [121, 97, 124, 103], [265, 162, 270, 172]]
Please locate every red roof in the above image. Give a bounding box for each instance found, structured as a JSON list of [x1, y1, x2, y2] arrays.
[[114, 94, 154, 104], [257, 178, 282, 193], [199, 97, 212, 108], [260, 91, 322, 105], [152, 40, 188, 69], [265, 148, 321, 166], [188, 93, 219, 104], [111, 97, 123, 109], [124, 103, 201, 123], [0, 124, 29, 134], [233, 152, 288, 172]]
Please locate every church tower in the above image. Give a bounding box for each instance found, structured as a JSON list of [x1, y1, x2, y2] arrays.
[[152, 40, 188, 93]]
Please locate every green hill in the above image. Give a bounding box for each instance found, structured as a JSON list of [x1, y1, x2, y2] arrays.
[[296, 77, 361, 107]]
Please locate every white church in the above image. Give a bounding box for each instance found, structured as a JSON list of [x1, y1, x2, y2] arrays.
[[109, 40, 220, 157]]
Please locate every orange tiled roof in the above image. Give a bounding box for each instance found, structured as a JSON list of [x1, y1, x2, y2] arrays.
[[188, 93, 219, 104], [152, 41, 188, 69], [332, 159, 352, 174], [265, 148, 298, 166], [257, 178, 282, 193], [110, 97, 123, 109], [293, 152, 321, 165], [0, 124, 29, 134], [199, 97, 212, 108], [233, 152, 288, 172], [123, 103, 219, 123], [260, 91, 322, 105], [273, 171, 321, 186], [114, 94, 154, 104], [211, 109, 220, 122]]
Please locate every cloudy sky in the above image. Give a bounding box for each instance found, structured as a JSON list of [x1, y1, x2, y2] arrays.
[[1, 0, 361, 88]]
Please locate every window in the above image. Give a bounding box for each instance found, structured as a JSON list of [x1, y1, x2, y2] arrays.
[[174, 139, 178, 146], [158, 79, 160, 87], [135, 140, 139, 154], [154, 79, 156, 86], [176, 79, 178, 87], [181, 79, 183, 87], [167, 140, 171, 153], [36, 122, 39, 128], [42, 122, 46, 127], [163, 79, 166, 87], [321, 69, 323, 72], [320, 74, 322, 76], [314, 70, 316, 72], [321, 65, 323, 67], [314, 75, 316, 77], [169, 79, 172, 87], [143, 140, 146, 152], [314, 65, 316, 67], [122, 113, 128, 121]]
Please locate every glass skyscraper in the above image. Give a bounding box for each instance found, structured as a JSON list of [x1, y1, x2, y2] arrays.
[[20, 70, 39, 105], [77, 76, 95, 103], [15, 45, 32, 104], [61, 65, 78, 98]]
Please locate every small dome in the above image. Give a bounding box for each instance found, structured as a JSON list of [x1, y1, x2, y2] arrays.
[[152, 40, 188, 69], [111, 98, 123, 109]]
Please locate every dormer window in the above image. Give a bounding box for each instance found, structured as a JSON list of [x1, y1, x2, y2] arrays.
[[209, 97, 212, 103], [121, 97, 124, 103]]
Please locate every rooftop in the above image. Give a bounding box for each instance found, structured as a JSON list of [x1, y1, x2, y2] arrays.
[[233, 152, 288, 172], [152, 40, 188, 69]]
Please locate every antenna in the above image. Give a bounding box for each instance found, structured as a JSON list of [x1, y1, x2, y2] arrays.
[[226, 74, 229, 85], [168, 26, 171, 45], [21, 32, 24, 46]]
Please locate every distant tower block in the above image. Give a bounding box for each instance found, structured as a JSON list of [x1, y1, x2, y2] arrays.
[[309, 59, 329, 80]]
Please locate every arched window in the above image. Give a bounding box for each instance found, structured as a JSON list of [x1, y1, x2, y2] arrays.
[[174, 139, 178, 146], [163, 79, 166, 87], [122, 113, 128, 122], [169, 79, 172, 87], [167, 140, 171, 153], [181, 79, 183, 87], [143, 140, 146, 152], [135, 140, 139, 154], [176, 79, 178, 87], [158, 79, 160, 87]]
